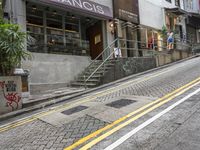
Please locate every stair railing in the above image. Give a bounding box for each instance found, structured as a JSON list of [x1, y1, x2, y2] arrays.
[[84, 45, 118, 83], [84, 37, 194, 88], [84, 38, 119, 71], [84, 38, 155, 88]]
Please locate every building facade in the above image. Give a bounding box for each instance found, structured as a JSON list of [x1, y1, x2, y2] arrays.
[[183, 0, 200, 43], [139, 0, 188, 51], [113, 0, 140, 57], [3, 0, 113, 90], [2, 0, 198, 92]]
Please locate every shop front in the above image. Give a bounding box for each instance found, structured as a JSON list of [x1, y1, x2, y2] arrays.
[[186, 13, 200, 44], [165, 8, 187, 46], [2, 0, 113, 91], [139, 27, 162, 52], [26, 0, 112, 59], [113, 0, 139, 57]]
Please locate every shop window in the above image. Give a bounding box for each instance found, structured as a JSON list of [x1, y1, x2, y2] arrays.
[[26, 9, 43, 25], [26, 8, 44, 52], [46, 12, 64, 48], [26, 3, 90, 55], [27, 26, 44, 44], [65, 16, 79, 32], [65, 16, 81, 49], [46, 13, 62, 29], [139, 29, 148, 49]]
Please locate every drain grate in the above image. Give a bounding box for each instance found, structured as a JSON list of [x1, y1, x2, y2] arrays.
[[62, 106, 88, 115], [106, 99, 136, 109]]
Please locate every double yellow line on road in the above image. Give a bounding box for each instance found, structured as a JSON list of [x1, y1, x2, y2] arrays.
[[65, 76, 200, 150], [0, 68, 173, 133]]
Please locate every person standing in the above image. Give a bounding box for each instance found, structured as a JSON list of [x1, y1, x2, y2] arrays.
[[167, 31, 174, 50]]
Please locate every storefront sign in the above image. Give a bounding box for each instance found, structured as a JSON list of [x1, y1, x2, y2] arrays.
[[38, 0, 112, 19], [119, 9, 139, 24], [114, 0, 139, 24]]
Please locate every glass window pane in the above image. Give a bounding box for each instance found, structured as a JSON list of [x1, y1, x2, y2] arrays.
[[26, 9, 43, 25], [65, 16, 79, 32], [46, 13, 62, 29]]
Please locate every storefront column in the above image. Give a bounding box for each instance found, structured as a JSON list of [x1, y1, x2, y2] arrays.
[[43, 11, 47, 53], [63, 15, 66, 47], [102, 20, 108, 60], [7, 0, 26, 32], [126, 22, 138, 57]]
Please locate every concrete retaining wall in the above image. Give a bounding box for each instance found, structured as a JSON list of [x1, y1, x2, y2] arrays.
[[156, 50, 191, 67], [102, 57, 157, 84], [22, 53, 91, 94], [0, 76, 22, 115], [102, 50, 191, 85]]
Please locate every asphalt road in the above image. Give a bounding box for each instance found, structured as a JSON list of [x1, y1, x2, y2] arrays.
[[93, 84, 200, 150], [1, 56, 200, 150]]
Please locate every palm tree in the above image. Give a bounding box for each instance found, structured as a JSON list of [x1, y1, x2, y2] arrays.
[[0, 20, 31, 75]]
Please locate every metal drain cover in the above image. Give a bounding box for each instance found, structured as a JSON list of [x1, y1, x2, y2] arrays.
[[106, 99, 136, 109], [62, 106, 88, 115]]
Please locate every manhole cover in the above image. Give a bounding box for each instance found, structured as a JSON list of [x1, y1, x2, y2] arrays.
[[62, 106, 88, 115], [106, 99, 136, 109]]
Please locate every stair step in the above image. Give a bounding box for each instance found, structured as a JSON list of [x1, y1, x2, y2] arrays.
[[88, 64, 115, 70], [71, 59, 116, 88], [71, 82, 98, 87], [84, 71, 104, 75], [78, 74, 103, 78], [76, 79, 100, 82], [86, 67, 112, 72]]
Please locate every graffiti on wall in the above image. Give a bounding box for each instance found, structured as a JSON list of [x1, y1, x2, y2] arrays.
[[0, 81, 21, 111], [122, 58, 156, 75]]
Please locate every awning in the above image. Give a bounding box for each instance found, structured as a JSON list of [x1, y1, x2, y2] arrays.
[[27, 0, 113, 19], [188, 12, 200, 19], [186, 12, 200, 28], [165, 7, 187, 16]]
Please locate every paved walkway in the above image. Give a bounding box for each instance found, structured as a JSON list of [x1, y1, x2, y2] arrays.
[[24, 87, 85, 102], [0, 57, 200, 150]]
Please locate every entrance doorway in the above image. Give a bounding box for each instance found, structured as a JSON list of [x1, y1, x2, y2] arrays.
[[119, 21, 138, 57], [87, 21, 103, 60]]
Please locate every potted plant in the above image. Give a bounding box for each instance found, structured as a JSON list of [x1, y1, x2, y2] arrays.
[[0, 20, 32, 114]]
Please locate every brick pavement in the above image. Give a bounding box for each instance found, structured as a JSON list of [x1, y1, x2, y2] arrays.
[[1, 58, 200, 150], [0, 115, 108, 150], [95, 60, 200, 102]]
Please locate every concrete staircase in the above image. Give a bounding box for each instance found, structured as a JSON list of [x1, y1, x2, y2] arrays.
[[71, 60, 115, 88]]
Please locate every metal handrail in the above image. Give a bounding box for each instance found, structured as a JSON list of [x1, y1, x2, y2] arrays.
[[83, 38, 119, 72], [85, 46, 118, 83], [84, 38, 194, 88]]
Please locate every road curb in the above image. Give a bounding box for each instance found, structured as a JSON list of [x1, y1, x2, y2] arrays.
[[0, 54, 199, 121]]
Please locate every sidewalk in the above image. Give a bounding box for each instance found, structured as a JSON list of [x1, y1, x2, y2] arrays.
[[0, 87, 86, 122], [23, 87, 86, 107]]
